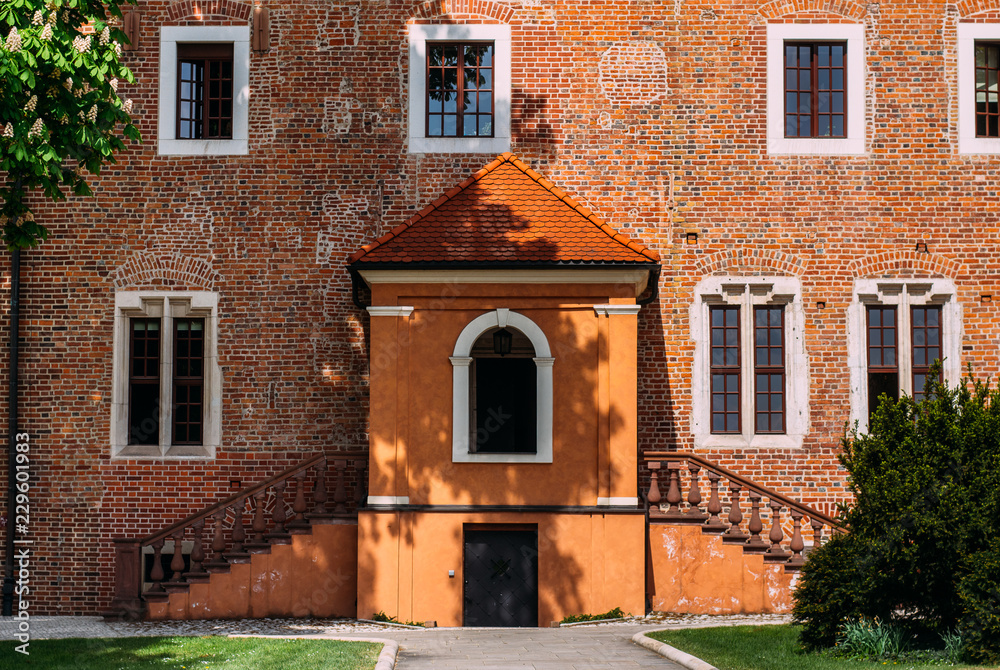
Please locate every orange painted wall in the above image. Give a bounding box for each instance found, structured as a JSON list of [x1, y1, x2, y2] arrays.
[[357, 510, 645, 626], [366, 280, 641, 507], [148, 522, 358, 620], [648, 524, 797, 615]]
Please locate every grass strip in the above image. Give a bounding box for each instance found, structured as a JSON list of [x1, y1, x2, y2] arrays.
[[0, 635, 382, 670], [646, 624, 984, 670]]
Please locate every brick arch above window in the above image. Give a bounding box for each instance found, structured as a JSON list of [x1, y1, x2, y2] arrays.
[[411, 0, 515, 24], [111, 252, 220, 291], [693, 248, 806, 278], [958, 1, 1000, 18], [165, 0, 253, 23], [847, 251, 964, 281], [756, 0, 866, 21]]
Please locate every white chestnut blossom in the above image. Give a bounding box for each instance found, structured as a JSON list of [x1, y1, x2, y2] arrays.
[[110, 78, 118, 93], [123, 99, 133, 114], [72, 35, 91, 53], [24, 95, 37, 112], [5, 27, 21, 53], [40, 24, 52, 40], [99, 26, 110, 46], [27, 118, 45, 139], [2, 123, 13, 138], [32, 10, 43, 25], [87, 105, 98, 122]]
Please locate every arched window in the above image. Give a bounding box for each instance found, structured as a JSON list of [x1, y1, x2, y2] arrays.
[[451, 309, 553, 463]]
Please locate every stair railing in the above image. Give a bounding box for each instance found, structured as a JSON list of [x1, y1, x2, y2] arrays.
[[644, 452, 845, 571], [108, 452, 367, 619]]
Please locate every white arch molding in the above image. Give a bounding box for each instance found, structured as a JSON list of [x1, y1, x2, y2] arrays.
[[450, 309, 554, 463]]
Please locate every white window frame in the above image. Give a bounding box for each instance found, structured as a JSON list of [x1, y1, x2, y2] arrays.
[[450, 309, 553, 463], [407, 24, 512, 154], [958, 23, 1000, 154], [158, 26, 250, 156], [111, 291, 221, 459], [848, 278, 962, 432], [766, 23, 866, 155], [691, 276, 808, 450]]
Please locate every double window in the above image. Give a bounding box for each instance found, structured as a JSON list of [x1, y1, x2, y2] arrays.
[[849, 279, 959, 431], [709, 305, 786, 435], [974, 41, 1000, 138], [693, 277, 807, 450], [408, 24, 511, 154], [113, 292, 220, 459]]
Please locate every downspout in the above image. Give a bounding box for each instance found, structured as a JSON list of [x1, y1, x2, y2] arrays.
[[2, 248, 20, 616], [637, 266, 660, 306]]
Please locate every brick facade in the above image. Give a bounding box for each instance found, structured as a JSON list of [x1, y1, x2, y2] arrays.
[[1, 0, 999, 614]]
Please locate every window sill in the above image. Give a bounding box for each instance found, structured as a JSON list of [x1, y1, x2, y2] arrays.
[[408, 135, 511, 155], [958, 136, 1000, 155], [698, 433, 804, 450], [111, 443, 217, 460], [768, 137, 865, 156], [158, 139, 249, 156], [453, 451, 551, 464]]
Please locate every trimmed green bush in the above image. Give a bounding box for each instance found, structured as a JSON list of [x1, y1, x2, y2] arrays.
[[957, 538, 1000, 664], [793, 370, 1000, 662]]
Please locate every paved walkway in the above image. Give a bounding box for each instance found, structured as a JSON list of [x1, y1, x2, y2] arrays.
[[0, 614, 790, 668]]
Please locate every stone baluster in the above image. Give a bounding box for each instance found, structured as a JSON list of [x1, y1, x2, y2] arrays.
[[148, 537, 165, 593], [704, 472, 726, 532], [355, 462, 368, 508], [722, 482, 748, 542], [744, 491, 768, 552], [764, 501, 790, 561], [287, 470, 311, 533], [312, 459, 329, 515], [786, 509, 806, 568], [184, 518, 208, 580], [811, 518, 825, 549], [244, 490, 271, 554], [686, 463, 707, 521], [646, 462, 661, 507], [333, 459, 348, 513], [204, 508, 230, 571], [168, 528, 186, 582], [224, 497, 252, 562], [665, 462, 683, 516], [265, 480, 292, 544]]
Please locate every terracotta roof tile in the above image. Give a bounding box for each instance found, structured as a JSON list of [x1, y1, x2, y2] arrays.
[[347, 153, 659, 266]]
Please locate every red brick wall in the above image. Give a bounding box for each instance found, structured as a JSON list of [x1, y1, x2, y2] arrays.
[[1, 0, 999, 614]]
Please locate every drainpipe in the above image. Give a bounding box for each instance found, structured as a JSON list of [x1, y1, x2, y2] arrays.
[[2, 248, 20, 616]]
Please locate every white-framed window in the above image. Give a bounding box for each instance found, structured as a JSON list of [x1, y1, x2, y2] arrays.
[[766, 23, 866, 155], [450, 309, 553, 463], [690, 276, 808, 450], [158, 26, 250, 156], [848, 279, 962, 432], [111, 291, 221, 459], [957, 23, 1000, 154], [407, 24, 512, 154]]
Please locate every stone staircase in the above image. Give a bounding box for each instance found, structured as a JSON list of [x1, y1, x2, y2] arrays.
[[107, 453, 365, 620]]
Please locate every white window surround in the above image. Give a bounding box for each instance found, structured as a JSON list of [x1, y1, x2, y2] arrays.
[[766, 23, 866, 155], [848, 278, 962, 433], [111, 291, 221, 459], [957, 23, 1000, 154], [690, 276, 809, 450], [158, 26, 250, 156], [451, 309, 553, 463], [407, 24, 512, 154]]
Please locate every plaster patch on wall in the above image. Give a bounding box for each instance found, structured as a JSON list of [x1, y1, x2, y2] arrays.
[[316, 193, 373, 264], [599, 42, 670, 106], [323, 97, 360, 134]]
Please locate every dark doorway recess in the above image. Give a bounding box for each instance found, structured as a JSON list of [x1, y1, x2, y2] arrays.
[[463, 528, 538, 627]]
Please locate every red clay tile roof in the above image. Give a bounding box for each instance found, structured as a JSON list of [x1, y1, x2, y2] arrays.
[[347, 153, 659, 266]]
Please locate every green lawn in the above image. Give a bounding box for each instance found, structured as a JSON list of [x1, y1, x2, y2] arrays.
[[0, 636, 382, 670], [647, 625, 986, 670]]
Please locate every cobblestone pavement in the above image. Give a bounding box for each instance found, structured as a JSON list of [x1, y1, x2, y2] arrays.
[[0, 613, 792, 669]]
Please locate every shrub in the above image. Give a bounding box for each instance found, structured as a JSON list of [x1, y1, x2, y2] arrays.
[[957, 538, 1000, 664], [560, 607, 626, 624], [794, 370, 1000, 653]]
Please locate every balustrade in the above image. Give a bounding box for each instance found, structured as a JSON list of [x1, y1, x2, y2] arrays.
[[644, 452, 845, 572], [110, 453, 367, 618]]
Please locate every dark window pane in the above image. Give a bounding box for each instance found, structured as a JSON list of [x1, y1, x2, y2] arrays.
[[474, 358, 536, 453]]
